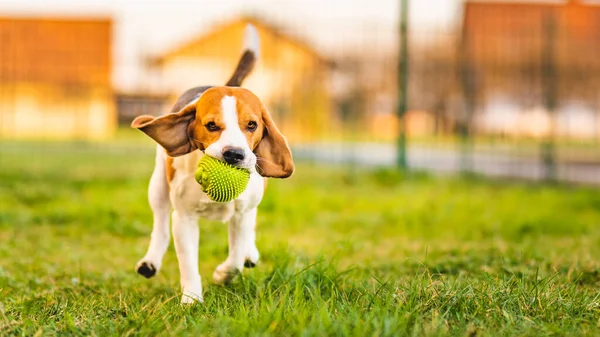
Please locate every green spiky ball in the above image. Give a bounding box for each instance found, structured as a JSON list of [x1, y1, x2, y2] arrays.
[[194, 155, 250, 203]]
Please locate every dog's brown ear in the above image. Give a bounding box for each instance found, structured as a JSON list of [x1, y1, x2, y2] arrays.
[[254, 105, 294, 178], [131, 104, 198, 157]]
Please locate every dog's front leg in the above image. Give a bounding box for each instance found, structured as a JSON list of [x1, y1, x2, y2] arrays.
[[136, 147, 171, 278], [213, 207, 260, 284], [172, 210, 203, 304]]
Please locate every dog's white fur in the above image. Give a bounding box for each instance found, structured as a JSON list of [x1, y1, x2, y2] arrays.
[[135, 25, 269, 304], [243, 24, 260, 59]]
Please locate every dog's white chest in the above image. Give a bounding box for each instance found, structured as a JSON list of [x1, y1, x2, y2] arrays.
[[170, 174, 235, 222]]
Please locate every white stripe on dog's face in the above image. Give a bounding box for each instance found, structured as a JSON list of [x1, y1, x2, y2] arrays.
[[204, 95, 257, 171], [221, 96, 247, 149]]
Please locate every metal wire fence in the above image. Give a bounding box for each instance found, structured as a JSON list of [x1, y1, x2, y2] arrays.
[[0, 1, 598, 186], [290, 0, 600, 186]]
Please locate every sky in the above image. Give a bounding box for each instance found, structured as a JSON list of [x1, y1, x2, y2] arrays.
[[0, 0, 461, 90]]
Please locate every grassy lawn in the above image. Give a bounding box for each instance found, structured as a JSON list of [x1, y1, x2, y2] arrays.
[[1, 137, 599, 336]]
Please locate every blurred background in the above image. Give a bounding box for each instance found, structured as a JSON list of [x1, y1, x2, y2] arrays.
[[0, 0, 599, 185]]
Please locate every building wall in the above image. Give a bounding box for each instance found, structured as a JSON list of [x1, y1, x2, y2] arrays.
[[0, 83, 115, 139], [462, 1, 600, 139], [0, 18, 115, 139]]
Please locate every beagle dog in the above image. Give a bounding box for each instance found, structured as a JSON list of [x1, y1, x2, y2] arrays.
[[130, 25, 294, 304]]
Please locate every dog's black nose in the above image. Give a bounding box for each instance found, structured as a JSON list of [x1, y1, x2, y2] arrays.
[[222, 147, 245, 165]]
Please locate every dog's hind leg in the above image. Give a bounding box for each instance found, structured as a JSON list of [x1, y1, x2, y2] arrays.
[[136, 146, 172, 278]]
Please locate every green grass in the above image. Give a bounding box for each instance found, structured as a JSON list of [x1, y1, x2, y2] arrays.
[[1, 137, 600, 336]]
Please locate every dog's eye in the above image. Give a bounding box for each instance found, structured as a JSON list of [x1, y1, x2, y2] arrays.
[[247, 121, 257, 131], [205, 122, 220, 132]]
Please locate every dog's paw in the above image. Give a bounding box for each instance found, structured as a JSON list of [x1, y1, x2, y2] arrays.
[[181, 290, 203, 304], [213, 263, 240, 285], [135, 260, 158, 278], [244, 245, 260, 268]]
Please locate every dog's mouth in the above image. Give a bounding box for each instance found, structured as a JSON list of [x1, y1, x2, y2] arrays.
[[234, 158, 257, 172], [207, 153, 256, 172], [202, 144, 257, 172]]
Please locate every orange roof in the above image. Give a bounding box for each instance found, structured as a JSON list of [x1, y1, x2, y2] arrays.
[[462, 1, 600, 68], [155, 16, 330, 67], [0, 17, 112, 86]]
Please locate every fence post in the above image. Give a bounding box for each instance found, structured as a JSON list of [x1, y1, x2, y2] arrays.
[[396, 0, 409, 169], [541, 11, 557, 182], [459, 18, 475, 174]]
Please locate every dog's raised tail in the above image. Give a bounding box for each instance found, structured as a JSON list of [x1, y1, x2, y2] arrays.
[[226, 24, 260, 87]]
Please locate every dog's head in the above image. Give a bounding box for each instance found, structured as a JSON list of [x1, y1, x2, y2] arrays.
[[131, 87, 294, 178]]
